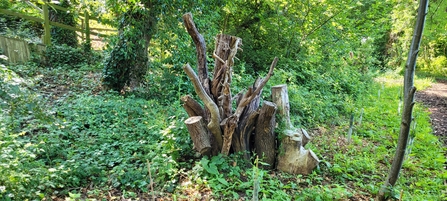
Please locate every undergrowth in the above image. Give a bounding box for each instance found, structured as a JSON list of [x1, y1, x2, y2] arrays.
[[1, 59, 445, 200]]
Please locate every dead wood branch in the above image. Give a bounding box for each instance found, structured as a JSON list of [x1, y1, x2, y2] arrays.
[[183, 63, 223, 150], [234, 57, 278, 118], [182, 13, 210, 93]]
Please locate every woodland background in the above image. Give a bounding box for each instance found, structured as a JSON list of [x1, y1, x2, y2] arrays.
[[0, 0, 446, 200]]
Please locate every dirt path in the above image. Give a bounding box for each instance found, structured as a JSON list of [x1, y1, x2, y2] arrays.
[[415, 80, 447, 146]]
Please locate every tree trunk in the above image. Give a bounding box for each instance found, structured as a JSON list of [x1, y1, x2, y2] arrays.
[[103, 6, 159, 91], [377, 0, 428, 200]]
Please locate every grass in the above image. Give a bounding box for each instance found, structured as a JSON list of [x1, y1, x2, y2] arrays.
[[1, 62, 446, 200]]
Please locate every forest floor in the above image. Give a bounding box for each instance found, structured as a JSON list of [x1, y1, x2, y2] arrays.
[[415, 79, 447, 147]]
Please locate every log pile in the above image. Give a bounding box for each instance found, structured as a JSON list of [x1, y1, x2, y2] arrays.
[[181, 13, 319, 175]]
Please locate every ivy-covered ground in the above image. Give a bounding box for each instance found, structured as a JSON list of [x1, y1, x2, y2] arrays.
[[1, 62, 446, 200]]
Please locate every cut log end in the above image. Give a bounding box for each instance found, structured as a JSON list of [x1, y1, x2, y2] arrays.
[[184, 116, 212, 156]]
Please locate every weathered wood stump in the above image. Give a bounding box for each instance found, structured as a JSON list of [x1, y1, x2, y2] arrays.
[[180, 12, 320, 175], [254, 101, 277, 169], [272, 84, 320, 175]]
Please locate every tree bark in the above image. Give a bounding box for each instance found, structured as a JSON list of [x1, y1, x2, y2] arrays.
[[255, 101, 277, 169], [378, 0, 428, 199], [184, 116, 212, 156]]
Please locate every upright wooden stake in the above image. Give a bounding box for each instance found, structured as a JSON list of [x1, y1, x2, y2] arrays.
[[347, 113, 354, 143], [84, 12, 91, 52], [43, 4, 51, 45]]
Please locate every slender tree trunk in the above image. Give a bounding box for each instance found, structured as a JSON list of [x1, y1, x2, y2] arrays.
[[377, 0, 428, 200]]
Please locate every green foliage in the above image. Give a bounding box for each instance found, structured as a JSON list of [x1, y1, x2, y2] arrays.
[[1, 90, 192, 199], [307, 74, 447, 200], [0, 48, 7, 65], [0, 64, 49, 133], [0, 0, 43, 43], [44, 44, 89, 68], [33, 93, 186, 192], [415, 0, 447, 77], [0, 0, 10, 9], [418, 55, 447, 77], [49, 0, 78, 47], [2, 0, 446, 200]]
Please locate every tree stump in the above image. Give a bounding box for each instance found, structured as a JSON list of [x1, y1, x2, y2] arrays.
[[272, 84, 320, 175], [180, 13, 320, 175], [276, 140, 320, 175]]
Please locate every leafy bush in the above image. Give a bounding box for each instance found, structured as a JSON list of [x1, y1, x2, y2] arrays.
[[0, 64, 58, 200], [418, 56, 447, 77], [0, 0, 10, 9], [44, 44, 88, 68], [49, 0, 78, 47]]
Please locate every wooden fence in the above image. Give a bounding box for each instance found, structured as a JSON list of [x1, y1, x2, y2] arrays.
[[0, 2, 116, 46], [0, 35, 44, 63]]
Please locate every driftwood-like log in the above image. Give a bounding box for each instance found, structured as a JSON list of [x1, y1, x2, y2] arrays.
[[181, 95, 205, 117], [212, 34, 241, 122], [185, 116, 212, 156], [276, 137, 320, 175], [233, 79, 262, 157], [182, 13, 210, 94], [181, 13, 283, 160], [234, 58, 278, 118], [183, 64, 223, 150], [211, 34, 242, 101], [255, 101, 277, 169]]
